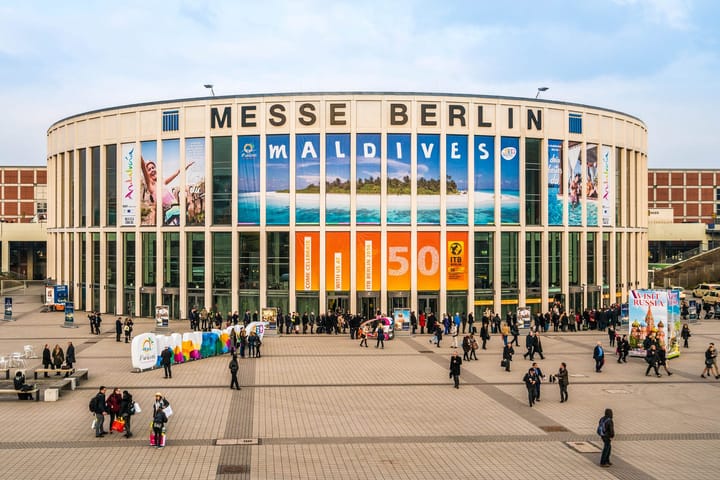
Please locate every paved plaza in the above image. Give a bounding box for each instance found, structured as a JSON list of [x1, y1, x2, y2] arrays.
[[1, 291, 719, 479]]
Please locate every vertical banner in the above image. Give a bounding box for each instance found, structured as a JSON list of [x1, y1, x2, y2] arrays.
[[3, 297, 12, 321], [601, 145, 613, 227], [356, 133, 381, 224], [64, 302, 74, 326], [628, 290, 669, 355], [121, 143, 137, 226], [586, 143, 598, 226], [387, 231, 411, 290], [667, 290, 681, 358], [446, 232, 468, 290], [568, 141, 583, 226], [155, 305, 169, 328], [296, 134, 321, 224], [140, 140, 157, 226], [238, 135, 260, 225], [548, 139, 564, 225], [387, 134, 411, 224], [446, 135, 468, 225], [266, 135, 290, 225], [325, 134, 351, 225], [356, 231, 380, 291], [474, 135, 495, 225], [417, 231, 440, 291], [161, 139, 181, 226], [295, 232, 320, 291], [185, 138, 206, 226], [325, 232, 350, 291], [416, 134, 440, 224], [500, 137, 520, 224]]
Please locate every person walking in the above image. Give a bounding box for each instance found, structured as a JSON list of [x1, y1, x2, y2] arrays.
[[681, 323, 691, 348], [522, 368, 538, 407], [468, 334, 478, 361], [607, 323, 616, 347], [480, 323, 489, 349], [115, 317, 122, 342], [645, 344, 661, 377], [66, 341, 76, 369], [533, 332, 545, 360], [598, 408, 615, 467], [359, 325, 369, 347], [119, 390, 136, 438], [523, 331, 534, 360], [531, 362, 544, 401], [435, 326, 443, 348], [593, 341, 605, 373], [449, 350, 462, 389], [701, 343, 719, 379], [557, 362, 569, 403], [91, 386, 108, 437], [657, 346, 673, 376], [229, 354, 240, 390], [450, 323, 459, 348], [161, 346, 173, 379], [502, 343, 514, 372], [617, 335, 630, 363]]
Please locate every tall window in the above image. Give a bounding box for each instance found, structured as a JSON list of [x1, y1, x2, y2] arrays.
[[212, 137, 232, 225], [500, 232, 518, 288], [187, 233, 205, 288], [239, 232, 260, 290], [569, 232, 580, 286], [569, 112, 583, 134], [212, 232, 232, 289], [474, 232, 493, 289], [91, 146, 100, 226], [142, 232, 157, 286], [124, 233, 135, 288], [79, 149, 86, 227], [548, 232, 562, 288], [525, 138, 541, 225], [106, 145, 117, 226], [162, 110, 179, 132], [267, 232, 289, 291], [163, 232, 180, 287], [602, 232, 610, 286], [587, 232, 596, 284], [68, 151, 74, 227], [525, 232, 541, 287]]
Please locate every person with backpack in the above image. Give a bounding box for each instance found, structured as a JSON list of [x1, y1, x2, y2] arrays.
[[119, 390, 136, 438], [90, 386, 108, 437], [152, 405, 168, 448], [598, 408, 615, 467], [229, 354, 240, 390]]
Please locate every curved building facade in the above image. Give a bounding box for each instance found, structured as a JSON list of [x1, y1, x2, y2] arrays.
[[46, 93, 648, 320]]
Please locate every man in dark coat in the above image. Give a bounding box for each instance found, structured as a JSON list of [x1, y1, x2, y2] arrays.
[[66, 341, 76, 369], [523, 331, 534, 360], [449, 350, 462, 388], [229, 354, 240, 390], [522, 368, 538, 407], [599, 408, 615, 467], [161, 347, 173, 379], [42, 344, 52, 377], [115, 317, 122, 342]]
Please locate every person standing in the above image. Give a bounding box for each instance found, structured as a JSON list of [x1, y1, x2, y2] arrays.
[[124, 318, 134, 343], [468, 333, 478, 361], [449, 350, 462, 389], [607, 323, 616, 347], [522, 368, 538, 407], [531, 362, 544, 401], [419, 312, 426, 335], [701, 343, 719, 379], [52, 344, 65, 374], [502, 343, 514, 372], [593, 341, 605, 373], [106, 388, 122, 434], [95, 312, 102, 334], [450, 323, 459, 348], [410, 311, 417, 335], [152, 405, 168, 448], [359, 325, 369, 347], [480, 322, 489, 349], [681, 323, 691, 348], [42, 344, 52, 377], [598, 408, 615, 467], [435, 325, 443, 348], [91, 386, 108, 437], [375, 323, 385, 349], [119, 390, 136, 438], [557, 362, 569, 403], [66, 342, 76, 369], [229, 354, 240, 390], [161, 346, 173, 379], [115, 317, 122, 342]]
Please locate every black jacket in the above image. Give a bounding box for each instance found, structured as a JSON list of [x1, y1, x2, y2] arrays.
[[449, 356, 462, 375], [161, 348, 173, 366]]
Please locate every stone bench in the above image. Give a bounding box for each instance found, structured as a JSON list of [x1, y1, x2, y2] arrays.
[[0, 386, 39, 401], [34, 368, 75, 379]]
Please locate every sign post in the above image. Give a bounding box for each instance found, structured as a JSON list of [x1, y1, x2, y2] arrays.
[[63, 302, 77, 328], [154, 305, 170, 333], [3, 297, 13, 321]]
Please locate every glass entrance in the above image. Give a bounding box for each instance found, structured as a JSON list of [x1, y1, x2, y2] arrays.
[[162, 293, 180, 320], [140, 292, 154, 318], [188, 292, 204, 313], [327, 295, 349, 315], [418, 294, 438, 317], [358, 293, 379, 320]]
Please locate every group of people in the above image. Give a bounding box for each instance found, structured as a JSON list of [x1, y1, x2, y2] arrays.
[[114, 317, 134, 343], [228, 328, 263, 358], [41, 342, 75, 376], [88, 311, 103, 335]]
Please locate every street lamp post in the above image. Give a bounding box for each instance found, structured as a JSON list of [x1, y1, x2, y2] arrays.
[[204, 84, 215, 96], [535, 86, 549, 99]]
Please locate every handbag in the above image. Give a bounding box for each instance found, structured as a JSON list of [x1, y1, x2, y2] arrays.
[[163, 404, 173, 417], [133, 401, 141, 414], [111, 418, 125, 432]]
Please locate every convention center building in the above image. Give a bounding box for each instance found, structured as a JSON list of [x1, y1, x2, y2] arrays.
[[45, 93, 648, 321]]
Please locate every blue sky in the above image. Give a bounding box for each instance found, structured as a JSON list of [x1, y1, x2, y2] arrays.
[[1, 0, 718, 169]]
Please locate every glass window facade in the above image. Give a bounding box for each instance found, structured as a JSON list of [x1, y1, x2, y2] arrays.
[[587, 232, 596, 285], [500, 232, 518, 289], [238, 232, 260, 290], [474, 232, 493, 289], [79, 149, 86, 227], [163, 232, 180, 288], [187, 232, 205, 288], [569, 232, 580, 286], [267, 232, 289, 291], [525, 139, 541, 226], [525, 232, 541, 287], [142, 232, 157, 287], [123, 233, 135, 288], [548, 232, 562, 289]]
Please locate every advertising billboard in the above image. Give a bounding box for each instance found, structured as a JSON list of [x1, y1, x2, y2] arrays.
[[238, 135, 260, 225], [325, 134, 351, 224], [446, 134, 468, 225], [356, 134, 381, 224], [121, 143, 137, 226], [185, 138, 206, 226], [266, 134, 290, 225], [386, 134, 411, 224], [296, 134, 320, 224], [500, 137, 520, 224], [417, 134, 440, 224], [474, 135, 495, 225]]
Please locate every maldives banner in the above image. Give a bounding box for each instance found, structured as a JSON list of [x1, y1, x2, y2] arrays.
[[121, 143, 137, 226], [296, 134, 320, 224], [548, 139, 563, 225], [601, 145, 613, 227], [185, 138, 205, 226], [500, 137, 520, 224], [446, 135, 468, 225], [446, 232, 468, 290], [325, 134, 351, 224], [417, 231, 440, 291], [387, 231, 411, 290], [295, 232, 319, 291], [386, 134, 411, 224], [628, 289, 669, 355], [356, 231, 380, 291], [325, 232, 350, 291], [140, 140, 157, 226], [568, 141, 582, 226], [474, 135, 495, 225], [356, 133, 381, 224], [266, 135, 290, 225], [238, 135, 260, 225], [161, 139, 181, 226], [416, 134, 440, 224], [586, 144, 599, 226]]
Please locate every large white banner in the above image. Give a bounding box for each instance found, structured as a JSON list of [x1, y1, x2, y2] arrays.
[[601, 145, 613, 226], [121, 143, 137, 226]]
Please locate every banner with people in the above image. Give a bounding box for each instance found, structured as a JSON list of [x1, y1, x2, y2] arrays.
[[185, 138, 206, 226], [140, 140, 157, 226]]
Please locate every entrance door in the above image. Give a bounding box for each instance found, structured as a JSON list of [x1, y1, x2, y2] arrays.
[[418, 295, 438, 317], [358, 294, 379, 320], [327, 296, 349, 315], [188, 293, 204, 312], [162, 294, 180, 320]]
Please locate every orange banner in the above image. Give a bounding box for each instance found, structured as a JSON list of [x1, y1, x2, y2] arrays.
[[446, 232, 468, 290], [387, 231, 411, 290], [295, 232, 320, 291], [325, 232, 350, 291], [356, 232, 380, 291], [417, 231, 440, 291]]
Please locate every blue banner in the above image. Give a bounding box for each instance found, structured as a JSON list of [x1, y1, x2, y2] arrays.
[[474, 135, 495, 225], [548, 139, 563, 225], [266, 135, 290, 225], [500, 137, 520, 224], [356, 133, 381, 224], [325, 134, 351, 224], [446, 134, 468, 225], [387, 133, 411, 224], [238, 135, 260, 225], [64, 302, 74, 326], [4, 297, 12, 321], [417, 134, 440, 224], [296, 134, 321, 224]]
